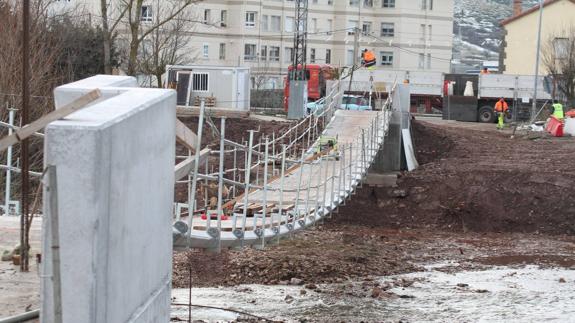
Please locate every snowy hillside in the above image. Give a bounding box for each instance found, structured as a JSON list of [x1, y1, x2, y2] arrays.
[[454, 0, 539, 53], [452, 0, 540, 71]]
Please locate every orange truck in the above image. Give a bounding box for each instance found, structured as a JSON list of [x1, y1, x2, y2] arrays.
[[284, 64, 335, 112]]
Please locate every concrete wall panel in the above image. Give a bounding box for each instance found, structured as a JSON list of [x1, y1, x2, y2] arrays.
[[42, 76, 175, 323]]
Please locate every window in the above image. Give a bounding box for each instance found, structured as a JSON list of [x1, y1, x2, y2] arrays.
[[310, 48, 316, 63], [350, 0, 359, 6], [244, 44, 257, 61], [328, 0, 333, 5], [428, 24, 432, 41], [363, 0, 373, 7], [429, 0, 434, 10], [348, 20, 358, 35], [262, 15, 269, 31], [362, 22, 372, 35], [192, 73, 209, 92], [326, 49, 331, 64], [203, 9, 210, 24], [327, 19, 333, 34], [380, 51, 393, 66], [311, 18, 318, 33], [202, 44, 209, 59], [285, 16, 294, 32], [381, 23, 394, 37], [220, 10, 227, 27], [141, 5, 152, 22], [347, 49, 354, 66], [312, 0, 318, 3], [420, 24, 426, 41], [382, 0, 395, 8], [219, 43, 226, 60], [270, 16, 281, 32], [427, 53, 432, 69], [260, 45, 267, 61], [421, 0, 427, 10], [284, 47, 294, 63], [418, 53, 425, 69], [245, 11, 256, 28], [269, 46, 280, 61]]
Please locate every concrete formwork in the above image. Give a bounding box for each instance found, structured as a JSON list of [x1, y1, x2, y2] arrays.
[[42, 76, 176, 323]]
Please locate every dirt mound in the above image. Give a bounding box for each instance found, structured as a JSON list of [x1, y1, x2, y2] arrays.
[[333, 119, 575, 235], [172, 227, 421, 288]]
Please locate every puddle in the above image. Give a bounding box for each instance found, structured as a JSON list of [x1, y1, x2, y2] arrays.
[[172, 265, 575, 322]]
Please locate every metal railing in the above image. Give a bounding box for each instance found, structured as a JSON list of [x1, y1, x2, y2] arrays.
[[174, 80, 395, 251]]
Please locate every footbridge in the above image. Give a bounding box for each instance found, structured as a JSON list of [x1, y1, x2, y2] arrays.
[[174, 81, 412, 251], [37, 75, 413, 322]]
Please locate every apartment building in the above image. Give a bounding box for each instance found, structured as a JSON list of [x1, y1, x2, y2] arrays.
[[52, 0, 454, 89]]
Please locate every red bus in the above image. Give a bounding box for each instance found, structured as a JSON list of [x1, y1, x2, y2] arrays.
[[284, 64, 335, 112]]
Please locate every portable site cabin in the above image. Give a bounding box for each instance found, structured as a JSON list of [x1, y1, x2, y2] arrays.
[[166, 65, 250, 111]]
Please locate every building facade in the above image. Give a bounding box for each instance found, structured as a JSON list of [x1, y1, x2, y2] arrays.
[[500, 0, 575, 75], [52, 0, 454, 89]]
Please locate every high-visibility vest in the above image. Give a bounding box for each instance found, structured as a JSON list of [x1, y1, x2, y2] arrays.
[[363, 51, 376, 67], [494, 100, 508, 112], [553, 103, 564, 119]]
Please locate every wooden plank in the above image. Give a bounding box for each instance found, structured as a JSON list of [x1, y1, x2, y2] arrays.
[[0, 89, 101, 153], [175, 118, 198, 152], [174, 148, 211, 181], [177, 106, 250, 119]]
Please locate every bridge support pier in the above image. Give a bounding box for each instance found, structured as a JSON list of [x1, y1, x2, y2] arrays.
[[368, 84, 414, 184]]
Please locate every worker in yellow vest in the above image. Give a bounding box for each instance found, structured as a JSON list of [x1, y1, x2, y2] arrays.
[[552, 100, 564, 120], [494, 98, 509, 130]]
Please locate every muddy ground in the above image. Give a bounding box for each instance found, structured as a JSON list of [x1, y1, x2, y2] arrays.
[[173, 118, 575, 288]]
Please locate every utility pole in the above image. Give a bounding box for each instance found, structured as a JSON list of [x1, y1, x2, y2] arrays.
[[287, 0, 309, 119], [532, 0, 544, 120]]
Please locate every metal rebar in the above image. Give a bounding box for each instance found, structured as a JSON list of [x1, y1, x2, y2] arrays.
[[216, 118, 226, 252]]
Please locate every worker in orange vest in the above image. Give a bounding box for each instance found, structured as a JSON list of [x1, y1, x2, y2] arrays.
[[494, 98, 509, 129], [361, 49, 376, 68]]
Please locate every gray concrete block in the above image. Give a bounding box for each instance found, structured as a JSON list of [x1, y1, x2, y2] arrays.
[[42, 76, 175, 323]]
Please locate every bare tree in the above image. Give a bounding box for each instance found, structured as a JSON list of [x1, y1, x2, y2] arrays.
[[100, 0, 128, 74], [138, 16, 197, 88], [542, 25, 575, 105], [118, 0, 203, 76]]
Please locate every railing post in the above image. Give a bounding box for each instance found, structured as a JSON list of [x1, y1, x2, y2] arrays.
[[232, 146, 238, 198], [259, 137, 270, 249], [276, 144, 287, 242], [187, 100, 206, 244], [215, 117, 226, 252], [237, 130, 255, 245], [293, 149, 306, 225], [314, 157, 323, 221]]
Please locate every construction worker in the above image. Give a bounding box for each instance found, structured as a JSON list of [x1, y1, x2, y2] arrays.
[[361, 49, 376, 68], [494, 98, 509, 130], [551, 99, 564, 120], [480, 67, 490, 75]]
